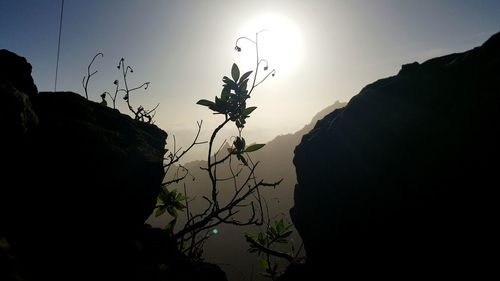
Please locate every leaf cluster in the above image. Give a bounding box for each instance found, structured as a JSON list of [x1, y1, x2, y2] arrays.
[[245, 219, 294, 279], [155, 189, 187, 218], [260, 259, 280, 279], [246, 219, 293, 255], [197, 63, 254, 129], [81, 54, 157, 123]]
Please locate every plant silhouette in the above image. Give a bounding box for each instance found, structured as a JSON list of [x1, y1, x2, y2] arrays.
[[156, 31, 283, 261], [82, 52, 103, 100], [81, 55, 157, 123]]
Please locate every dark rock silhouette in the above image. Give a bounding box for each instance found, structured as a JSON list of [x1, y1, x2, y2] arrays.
[[0, 50, 226, 281], [0, 49, 37, 97], [291, 32, 500, 278]]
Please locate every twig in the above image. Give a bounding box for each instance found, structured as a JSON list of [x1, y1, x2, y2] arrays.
[[82, 52, 103, 100], [245, 234, 294, 262]]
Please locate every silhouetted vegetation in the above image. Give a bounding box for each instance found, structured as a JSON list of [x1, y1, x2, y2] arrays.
[[115, 58, 157, 122], [82, 54, 157, 123], [156, 31, 285, 263], [77, 32, 300, 280], [245, 218, 303, 280], [82, 52, 102, 100]]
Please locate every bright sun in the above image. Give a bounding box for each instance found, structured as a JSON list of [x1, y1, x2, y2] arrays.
[[237, 14, 303, 75]]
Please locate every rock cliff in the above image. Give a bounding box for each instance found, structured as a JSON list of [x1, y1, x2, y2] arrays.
[[292, 32, 500, 278], [0, 49, 226, 281]]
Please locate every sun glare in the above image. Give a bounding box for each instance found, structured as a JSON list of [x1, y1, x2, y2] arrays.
[[237, 14, 303, 75]]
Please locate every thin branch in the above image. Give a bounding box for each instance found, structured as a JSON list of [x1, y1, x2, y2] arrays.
[[229, 155, 239, 192], [82, 52, 103, 100], [216, 168, 242, 182], [163, 121, 206, 169], [127, 81, 150, 92], [245, 234, 294, 262], [162, 165, 191, 186], [254, 69, 276, 88]]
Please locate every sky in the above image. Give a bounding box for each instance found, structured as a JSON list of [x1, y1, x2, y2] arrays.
[[1, 0, 500, 162]]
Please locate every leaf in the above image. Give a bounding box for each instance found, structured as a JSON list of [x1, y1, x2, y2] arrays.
[[276, 219, 284, 232], [239, 70, 253, 84], [257, 232, 266, 244], [167, 206, 177, 217], [197, 99, 215, 107], [237, 154, 248, 166], [155, 206, 166, 217], [268, 227, 277, 238], [238, 79, 248, 93], [243, 106, 257, 116], [156, 196, 164, 206], [173, 200, 186, 210], [244, 143, 265, 153], [223, 76, 239, 90], [221, 86, 230, 100], [260, 259, 270, 270], [231, 63, 240, 82], [175, 192, 186, 202], [245, 232, 256, 240], [215, 96, 223, 107], [165, 218, 177, 233]]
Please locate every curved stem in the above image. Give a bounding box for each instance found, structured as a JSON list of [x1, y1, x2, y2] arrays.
[[254, 69, 276, 88], [248, 32, 260, 97], [207, 117, 231, 209], [235, 36, 256, 46]]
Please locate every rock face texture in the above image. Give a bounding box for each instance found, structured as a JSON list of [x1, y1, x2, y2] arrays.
[[0, 49, 226, 281], [0, 49, 37, 97], [292, 32, 500, 277]]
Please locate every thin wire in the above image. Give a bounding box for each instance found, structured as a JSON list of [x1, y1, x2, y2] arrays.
[[54, 0, 64, 91]]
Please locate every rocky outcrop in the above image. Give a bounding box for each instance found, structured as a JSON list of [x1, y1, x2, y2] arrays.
[[292, 32, 500, 278], [0, 49, 37, 97], [0, 49, 227, 281]]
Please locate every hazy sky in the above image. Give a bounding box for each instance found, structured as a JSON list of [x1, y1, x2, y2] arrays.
[[2, 0, 499, 161]]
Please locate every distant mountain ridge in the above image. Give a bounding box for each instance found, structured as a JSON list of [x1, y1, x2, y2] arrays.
[[250, 100, 347, 203]]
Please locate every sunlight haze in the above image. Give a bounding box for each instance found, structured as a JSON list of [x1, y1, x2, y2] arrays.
[[2, 1, 500, 281], [1, 0, 499, 162]]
